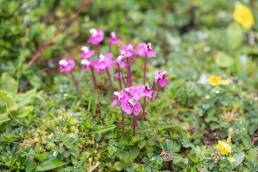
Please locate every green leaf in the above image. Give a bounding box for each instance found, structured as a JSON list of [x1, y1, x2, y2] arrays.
[[227, 23, 244, 51], [232, 152, 245, 169], [215, 52, 233, 68], [0, 90, 17, 112], [117, 147, 140, 163], [92, 124, 116, 134], [114, 161, 128, 171], [15, 89, 36, 108], [163, 140, 181, 153], [16, 106, 33, 118], [36, 159, 66, 171], [0, 73, 17, 93], [0, 112, 10, 125]]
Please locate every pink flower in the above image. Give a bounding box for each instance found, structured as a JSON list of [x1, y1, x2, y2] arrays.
[[129, 85, 153, 100], [81, 58, 92, 71], [80, 46, 95, 59], [87, 28, 104, 45], [154, 71, 168, 88], [137, 42, 156, 58], [115, 55, 127, 68], [142, 85, 153, 98], [108, 32, 121, 45], [112, 85, 153, 116], [59, 59, 75, 73], [112, 91, 124, 106], [120, 44, 136, 59], [114, 71, 122, 80], [93, 53, 113, 72], [121, 98, 141, 116]]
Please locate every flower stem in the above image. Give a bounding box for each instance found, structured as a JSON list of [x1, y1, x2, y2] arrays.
[[142, 56, 147, 121], [106, 69, 114, 93], [108, 44, 111, 52], [90, 67, 97, 90], [143, 56, 147, 83], [126, 59, 132, 86], [70, 72, 81, 95], [117, 64, 122, 89], [151, 81, 156, 100], [122, 111, 124, 132], [96, 44, 100, 56], [132, 115, 137, 135], [155, 85, 160, 99], [142, 97, 146, 121]]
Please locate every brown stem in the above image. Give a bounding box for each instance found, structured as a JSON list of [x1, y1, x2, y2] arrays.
[[143, 56, 147, 84], [90, 67, 97, 90], [122, 111, 124, 132], [132, 115, 137, 135], [106, 69, 114, 93], [70, 72, 81, 94], [117, 64, 122, 90], [126, 59, 132, 86], [155, 86, 160, 99], [142, 97, 147, 121]]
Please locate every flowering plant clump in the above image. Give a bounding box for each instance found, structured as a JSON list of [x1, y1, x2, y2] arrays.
[[58, 29, 168, 134]]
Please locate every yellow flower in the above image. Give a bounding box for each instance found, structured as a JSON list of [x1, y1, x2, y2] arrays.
[[216, 140, 231, 155], [233, 3, 255, 30], [208, 75, 229, 86], [227, 156, 236, 163]]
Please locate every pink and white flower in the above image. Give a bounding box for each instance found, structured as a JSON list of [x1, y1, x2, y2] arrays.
[[137, 42, 156, 58], [87, 28, 104, 45], [108, 32, 121, 45], [120, 44, 136, 59], [154, 71, 168, 88], [59, 59, 75, 73], [80, 46, 95, 59], [115, 55, 127, 68], [93, 53, 113, 72], [81, 58, 93, 71]]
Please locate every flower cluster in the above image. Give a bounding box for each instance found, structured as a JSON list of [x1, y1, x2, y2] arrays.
[[112, 85, 153, 116], [58, 28, 168, 134]]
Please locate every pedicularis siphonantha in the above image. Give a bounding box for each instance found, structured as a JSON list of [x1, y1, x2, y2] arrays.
[[59, 28, 168, 135]]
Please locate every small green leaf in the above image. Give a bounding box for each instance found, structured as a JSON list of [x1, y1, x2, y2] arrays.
[[16, 106, 33, 118], [227, 23, 244, 51], [215, 52, 233, 68], [117, 147, 140, 163], [0, 91, 17, 111], [36, 159, 66, 171], [0, 113, 10, 125], [0, 73, 17, 93], [232, 152, 245, 169], [92, 124, 116, 134]]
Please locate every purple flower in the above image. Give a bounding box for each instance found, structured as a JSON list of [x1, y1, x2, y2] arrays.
[[114, 71, 122, 80], [154, 71, 168, 88], [115, 55, 127, 68], [59, 59, 75, 73], [120, 44, 136, 59], [108, 32, 121, 45], [121, 98, 141, 116], [87, 28, 104, 45], [112, 91, 124, 106], [80, 46, 95, 59], [112, 85, 153, 116], [137, 42, 156, 58], [93, 53, 113, 72], [81, 58, 92, 71]]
